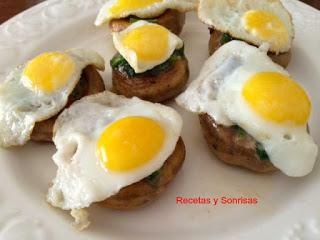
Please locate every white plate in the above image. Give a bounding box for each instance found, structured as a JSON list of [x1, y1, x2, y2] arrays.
[[0, 0, 320, 239]]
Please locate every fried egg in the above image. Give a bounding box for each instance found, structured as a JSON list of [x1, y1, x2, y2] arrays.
[[0, 49, 105, 147], [47, 91, 182, 228], [113, 20, 183, 73], [95, 0, 197, 26], [198, 0, 294, 53], [176, 40, 318, 177]]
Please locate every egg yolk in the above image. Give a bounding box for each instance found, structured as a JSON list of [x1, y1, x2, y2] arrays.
[[23, 52, 75, 94], [243, 72, 311, 125], [122, 25, 169, 62], [97, 116, 165, 172], [110, 0, 163, 16], [242, 10, 289, 48]]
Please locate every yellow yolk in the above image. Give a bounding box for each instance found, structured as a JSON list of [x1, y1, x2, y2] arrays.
[[97, 116, 165, 172], [122, 25, 169, 61], [242, 10, 289, 48], [110, 0, 163, 16], [243, 72, 311, 125], [23, 52, 75, 94]]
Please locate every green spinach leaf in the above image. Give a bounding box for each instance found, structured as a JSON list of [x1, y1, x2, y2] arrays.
[[220, 33, 234, 45], [146, 170, 161, 187], [110, 47, 185, 78]]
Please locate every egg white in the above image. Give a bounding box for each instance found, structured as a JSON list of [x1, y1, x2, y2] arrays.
[[113, 20, 183, 73], [176, 40, 318, 177], [95, 0, 197, 26], [198, 0, 294, 53], [47, 91, 182, 221], [0, 49, 105, 147]]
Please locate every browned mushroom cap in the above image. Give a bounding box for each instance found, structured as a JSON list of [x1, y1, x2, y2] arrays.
[[112, 57, 189, 103], [199, 113, 278, 173], [208, 29, 292, 68], [109, 9, 186, 35]]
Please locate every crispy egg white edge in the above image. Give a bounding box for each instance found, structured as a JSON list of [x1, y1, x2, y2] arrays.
[[0, 49, 105, 147], [112, 20, 184, 73], [176, 40, 318, 176], [95, 0, 198, 26], [198, 0, 294, 53], [47, 91, 183, 210]]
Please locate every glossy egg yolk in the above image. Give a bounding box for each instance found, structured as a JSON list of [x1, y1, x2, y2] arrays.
[[23, 52, 75, 94], [122, 25, 169, 62], [242, 10, 289, 48], [97, 116, 165, 172], [243, 72, 311, 125], [110, 0, 163, 16]]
